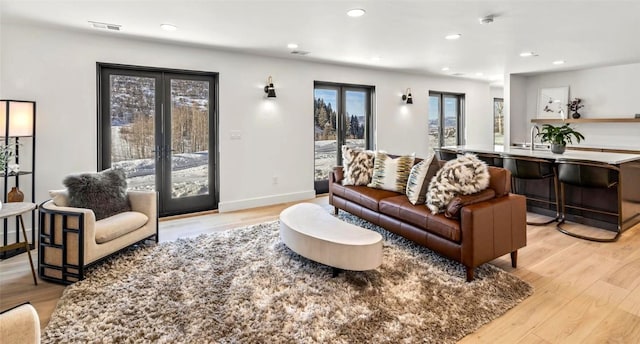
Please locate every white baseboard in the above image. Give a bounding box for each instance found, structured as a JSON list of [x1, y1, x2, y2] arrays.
[[0, 228, 35, 246], [218, 190, 316, 213]]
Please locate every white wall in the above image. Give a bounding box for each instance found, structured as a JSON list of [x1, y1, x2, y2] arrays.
[[511, 63, 640, 149], [1, 22, 493, 213]]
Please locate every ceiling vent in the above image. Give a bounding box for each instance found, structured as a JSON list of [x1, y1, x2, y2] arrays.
[[290, 50, 310, 56], [452, 73, 465, 76], [89, 21, 122, 31]]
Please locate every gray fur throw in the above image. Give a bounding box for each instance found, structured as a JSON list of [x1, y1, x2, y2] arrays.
[[426, 154, 490, 214], [63, 169, 131, 220]]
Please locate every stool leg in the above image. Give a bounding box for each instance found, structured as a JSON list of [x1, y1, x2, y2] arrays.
[[555, 182, 620, 242], [18, 215, 38, 285]]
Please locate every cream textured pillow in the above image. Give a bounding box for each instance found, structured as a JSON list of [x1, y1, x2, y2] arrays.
[[341, 146, 375, 186], [426, 154, 490, 214], [48, 189, 69, 207], [368, 151, 415, 193], [405, 155, 435, 205]]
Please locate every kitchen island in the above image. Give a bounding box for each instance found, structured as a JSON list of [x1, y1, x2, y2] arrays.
[[439, 145, 640, 232]]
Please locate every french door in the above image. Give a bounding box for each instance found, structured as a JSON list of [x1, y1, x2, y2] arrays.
[[428, 91, 465, 156], [98, 64, 218, 216], [314, 82, 373, 194]]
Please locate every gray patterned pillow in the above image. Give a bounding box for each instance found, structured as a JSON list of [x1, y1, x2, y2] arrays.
[[426, 154, 490, 214], [405, 155, 435, 205], [63, 169, 131, 220], [342, 146, 375, 186], [368, 151, 415, 193]]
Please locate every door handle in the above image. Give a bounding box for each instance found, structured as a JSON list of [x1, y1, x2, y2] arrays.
[[152, 146, 163, 161]]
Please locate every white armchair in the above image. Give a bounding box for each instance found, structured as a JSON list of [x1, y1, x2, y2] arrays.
[[38, 191, 157, 284]]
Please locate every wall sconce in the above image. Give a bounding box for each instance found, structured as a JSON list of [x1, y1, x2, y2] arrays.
[[0, 100, 35, 137], [401, 88, 413, 104], [264, 76, 276, 98]]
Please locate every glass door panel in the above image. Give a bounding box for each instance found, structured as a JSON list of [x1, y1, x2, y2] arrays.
[[443, 95, 459, 146], [428, 95, 441, 155], [108, 74, 157, 193], [169, 79, 210, 198], [314, 88, 338, 184], [344, 90, 367, 150]]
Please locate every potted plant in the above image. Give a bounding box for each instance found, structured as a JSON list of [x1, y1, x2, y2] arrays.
[[537, 123, 585, 154], [567, 98, 585, 119]]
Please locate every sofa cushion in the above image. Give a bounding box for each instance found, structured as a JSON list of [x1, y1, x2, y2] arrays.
[[95, 211, 149, 244], [426, 154, 490, 214], [379, 196, 462, 242], [332, 182, 402, 212], [342, 146, 375, 186], [368, 151, 415, 193], [445, 189, 496, 219], [63, 169, 131, 220]]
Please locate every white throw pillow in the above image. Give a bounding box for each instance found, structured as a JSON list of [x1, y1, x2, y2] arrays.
[[405, 155, 435, 205], [48, 189, 70, 207], [368, 151, 415, 193]]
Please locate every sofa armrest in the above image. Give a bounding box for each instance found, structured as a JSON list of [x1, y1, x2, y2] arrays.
[[127, 191, 157, 220], [0, 303, 40, 344], [330, 166, 344, 184], [459, 194, 527, 269]]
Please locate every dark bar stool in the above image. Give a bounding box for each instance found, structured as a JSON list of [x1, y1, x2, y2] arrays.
[[503, 156, 560, 225], [475, 152, 503, 167], [556, 160, 621, 242], [434, 147, 458, 161]]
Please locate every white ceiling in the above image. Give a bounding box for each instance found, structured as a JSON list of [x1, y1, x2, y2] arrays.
[[2, 0, 640, 84]]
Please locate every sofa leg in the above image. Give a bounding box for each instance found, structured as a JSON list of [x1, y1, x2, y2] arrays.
[[510, 251, 518, 268], [466, 267, 474, 282], [334, 207, 339, 215]]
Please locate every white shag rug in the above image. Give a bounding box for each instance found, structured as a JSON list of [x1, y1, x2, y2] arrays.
[[43, 211, 532, 343]]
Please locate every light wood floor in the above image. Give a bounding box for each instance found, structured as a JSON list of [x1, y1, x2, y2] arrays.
[[1, 196, 639, 343]]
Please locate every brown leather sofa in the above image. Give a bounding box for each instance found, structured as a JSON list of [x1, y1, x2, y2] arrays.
[[329, 160, 527, 281]]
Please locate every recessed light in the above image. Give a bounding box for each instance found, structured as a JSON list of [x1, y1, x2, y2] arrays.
[[347, 8, 366, 17], [160, 23, 177, 31], [441, 67, 450, 71], [475, 72, 484, 76], [445, 33, 462, 40], [519, 51, 538, 57], [553, 60, 565, 65], [287, 43, 298, 49]]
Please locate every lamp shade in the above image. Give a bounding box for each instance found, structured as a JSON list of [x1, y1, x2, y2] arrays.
[[0, 100, 35, 137]]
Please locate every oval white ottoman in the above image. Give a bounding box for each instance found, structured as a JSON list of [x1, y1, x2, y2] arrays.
[[279, 203, 382, 273]]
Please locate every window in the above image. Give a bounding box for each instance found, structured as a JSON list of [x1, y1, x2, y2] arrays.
[[493, 98, 504, 145], [428, 92, 465, 156]]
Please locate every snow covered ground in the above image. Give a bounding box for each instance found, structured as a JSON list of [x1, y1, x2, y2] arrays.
[[113, 152, 209, 198]]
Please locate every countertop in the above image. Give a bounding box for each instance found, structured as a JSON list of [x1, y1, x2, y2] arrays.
[[441, 145, 640, 164]]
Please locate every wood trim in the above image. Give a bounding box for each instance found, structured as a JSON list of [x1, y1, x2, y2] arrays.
[[531, 118, 640, 124], [566, 146, 640, 154]]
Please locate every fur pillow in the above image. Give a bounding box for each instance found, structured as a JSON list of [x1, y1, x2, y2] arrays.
[[368, 151, 415, 193], [342, 146, 375, 186], [426, 154, 490, 214], [63, 169, 131, 220]]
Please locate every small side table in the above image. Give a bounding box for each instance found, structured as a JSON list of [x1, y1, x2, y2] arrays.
[[0, 202, 37, 285]]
